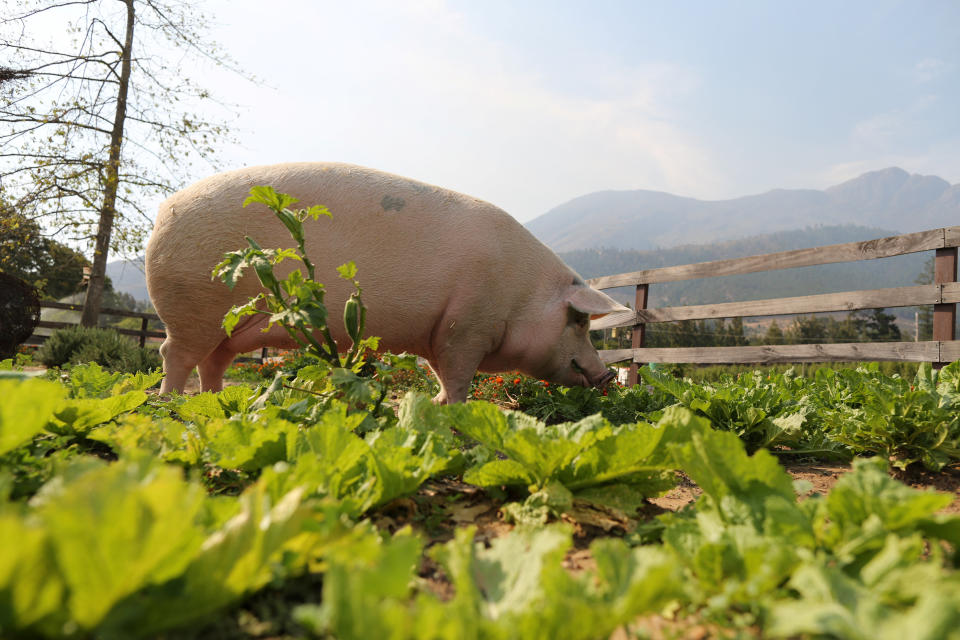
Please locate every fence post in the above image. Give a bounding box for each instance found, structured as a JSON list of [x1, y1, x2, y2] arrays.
[[139, 316, 148, 347], [627, 283, 648, 386], [934, 246, 958, 369]]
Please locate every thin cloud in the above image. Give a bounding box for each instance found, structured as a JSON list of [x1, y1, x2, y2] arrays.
[[202, 0, 720, 221], [913, 57, 949, 83]]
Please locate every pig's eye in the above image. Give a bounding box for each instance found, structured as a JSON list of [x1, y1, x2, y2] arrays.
[[569, 308, 590, 329]]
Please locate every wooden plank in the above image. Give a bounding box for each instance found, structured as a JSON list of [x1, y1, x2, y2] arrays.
[[934, 247, 958, 344], [36, 320, 77, 331], [941, 341, 960, 363], [39, 300, 85, 312], [944, 282, 960, 302], [40, 300, 160, 322], [600, 348, 636, 365], [946, 226, 960, 248], [587, 227, 947, 289], [598, 342, 940, 365], [113, 328, 166, 340], [628, 284, 648, 386], [637, 285, 943, 324], [594, 284, 948, 329], [34, 321, 166, 340]]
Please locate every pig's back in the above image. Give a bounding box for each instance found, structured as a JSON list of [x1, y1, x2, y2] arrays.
[[146, 162, 556, 348]]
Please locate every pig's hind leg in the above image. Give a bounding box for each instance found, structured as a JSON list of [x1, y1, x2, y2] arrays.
[[158, 336, 212, 393]]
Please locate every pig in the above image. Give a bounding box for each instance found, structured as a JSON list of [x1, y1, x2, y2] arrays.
[[145, 162, 629, 402]]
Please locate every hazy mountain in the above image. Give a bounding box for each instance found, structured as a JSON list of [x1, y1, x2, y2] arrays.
[[106, 256, 149, 303], [526, 167, 958, 252]]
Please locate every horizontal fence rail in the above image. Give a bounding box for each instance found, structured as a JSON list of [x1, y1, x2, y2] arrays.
[[594, 283, 960, 327], [598, 342, 947, 365], [588, 226, 959, 289], [35, 301, 165, 347], [588, 226, 960, 384]]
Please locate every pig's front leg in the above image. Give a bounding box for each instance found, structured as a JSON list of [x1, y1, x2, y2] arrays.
[[429, 351, 483, 404], [428, 312, 504, 404]]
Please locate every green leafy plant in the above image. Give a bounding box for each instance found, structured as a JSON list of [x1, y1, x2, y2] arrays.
[[469, 371, 669, 425], [36, 326, 161, 374], [824, 363, 960, 471], [294, 524, 683, 640], [212, 186, 378, 370], [451, 403, 683, 523]]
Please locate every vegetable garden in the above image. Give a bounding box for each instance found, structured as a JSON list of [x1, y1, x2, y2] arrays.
[[2, 357, 959, 639], [3, 188, 958, 639]]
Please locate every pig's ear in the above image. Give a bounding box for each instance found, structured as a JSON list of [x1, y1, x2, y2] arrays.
[[566, 285, 631, 320]]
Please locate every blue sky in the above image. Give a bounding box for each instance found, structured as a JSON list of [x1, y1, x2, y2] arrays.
[[87, 1, 960, 222], [192, 0, 958, 222]]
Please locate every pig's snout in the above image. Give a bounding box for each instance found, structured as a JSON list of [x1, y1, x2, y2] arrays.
[[592, 369, 616, 389]]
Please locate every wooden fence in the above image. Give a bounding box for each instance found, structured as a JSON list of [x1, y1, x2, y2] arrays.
[[33, 301, 166, 347], [588, 226, 960, 385], [30, 301, 268, 362]]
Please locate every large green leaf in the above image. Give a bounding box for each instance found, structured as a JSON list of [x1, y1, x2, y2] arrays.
[[48, 390, 148, 435], [63, 362, 125, 398], [97, 481, 325, 638], [464, 458, 535, 488], [816, 457, 957, 567], [88, 414, 204, 464], [176, 385, 257, 423], [765, 560, 960, 640], [665, 407, 799, 529], [364, 426, 452, 509], [38, 457, 206, 629], [0, 378, 64, 455], [0, 514, 65, 633]]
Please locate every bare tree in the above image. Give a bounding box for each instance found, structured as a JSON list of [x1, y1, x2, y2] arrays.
[[1, 0, 245, 325]]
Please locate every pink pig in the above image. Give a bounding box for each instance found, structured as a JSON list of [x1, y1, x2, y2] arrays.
[[145, 163, 628, 402]]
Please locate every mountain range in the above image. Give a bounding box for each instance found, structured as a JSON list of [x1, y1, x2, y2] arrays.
[[525, 167, 959, 252]]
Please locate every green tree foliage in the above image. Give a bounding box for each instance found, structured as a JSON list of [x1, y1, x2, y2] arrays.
[[764, 319, 784, 344], [861, 308, 901, 342], [0, 208, 88, 299], [633, 309, 903, 349], [776, 311, 901, 345], [646, 317, 753, 348], [0, 0, 246, 325]]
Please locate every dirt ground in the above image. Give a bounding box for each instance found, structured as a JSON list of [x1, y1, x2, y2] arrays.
[[180, 371, 248, 393], [650, 460, 960, 516]]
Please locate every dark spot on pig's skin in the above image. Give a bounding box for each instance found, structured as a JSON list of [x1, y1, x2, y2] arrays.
[[402, 179, 432, 194], [381, 195, 406, 212]]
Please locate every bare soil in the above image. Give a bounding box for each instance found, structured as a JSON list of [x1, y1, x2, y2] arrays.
[[181, 371, 249, 394], [652, 459, 960, 515]]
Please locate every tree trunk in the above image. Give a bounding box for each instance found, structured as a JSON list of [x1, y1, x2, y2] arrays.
[[81, 0, 135, 327]]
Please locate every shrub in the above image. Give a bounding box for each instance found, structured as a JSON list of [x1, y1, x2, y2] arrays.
[[37, 326, 161, 374]]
